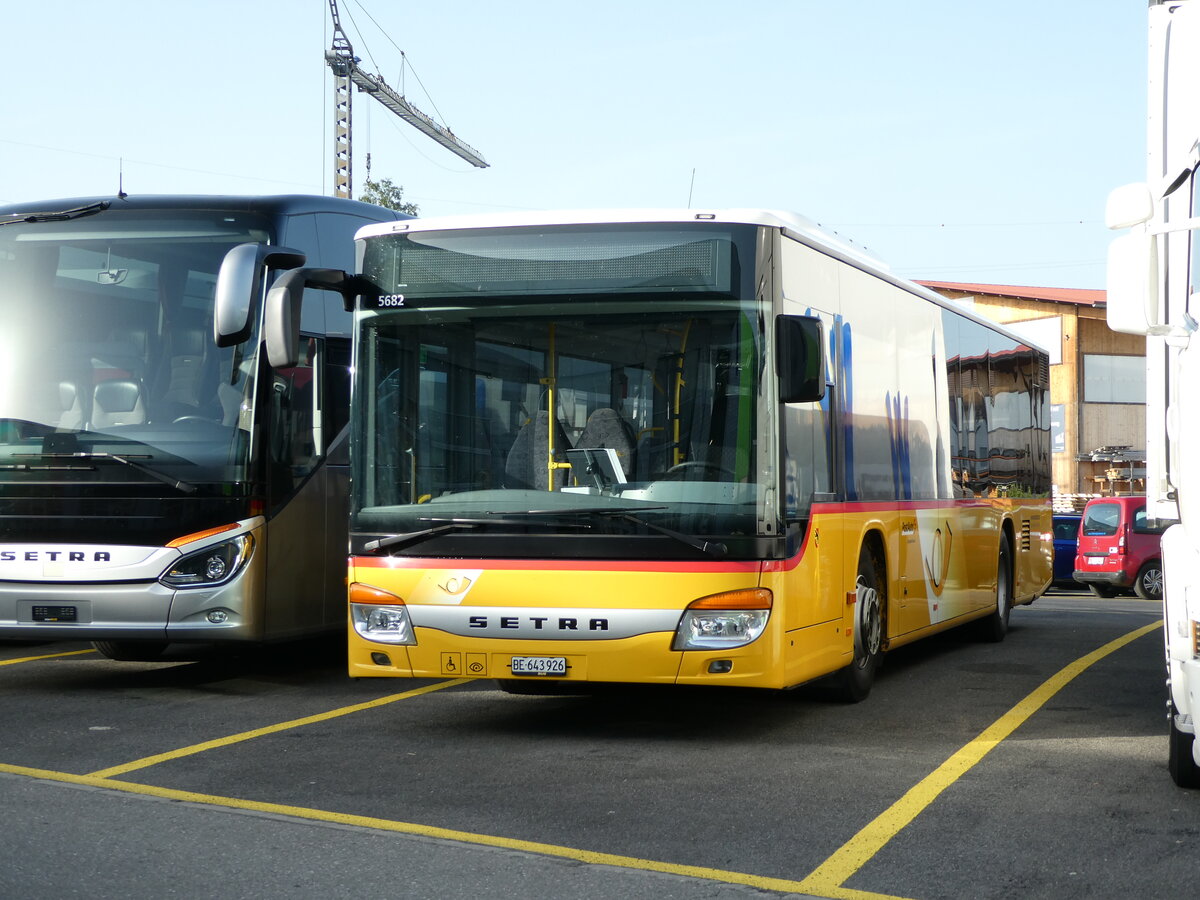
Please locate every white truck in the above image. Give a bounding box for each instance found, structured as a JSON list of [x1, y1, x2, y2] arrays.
[[1106, 0, 1200, 787]]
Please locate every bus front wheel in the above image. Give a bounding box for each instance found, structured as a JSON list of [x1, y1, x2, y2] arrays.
[[829, 546, 884, 703]]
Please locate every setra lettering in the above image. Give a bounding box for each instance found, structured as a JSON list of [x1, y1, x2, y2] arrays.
[[0, 550, 112, 562], [465, 614, 610, 632]]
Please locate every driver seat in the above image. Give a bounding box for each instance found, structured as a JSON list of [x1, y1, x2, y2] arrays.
[[91, 379, 146, 428], [576, 408, 636, 478]]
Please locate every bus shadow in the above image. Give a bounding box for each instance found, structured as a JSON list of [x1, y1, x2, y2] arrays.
[[10, 635, 349, 693], [468, 618, 1039, 742]]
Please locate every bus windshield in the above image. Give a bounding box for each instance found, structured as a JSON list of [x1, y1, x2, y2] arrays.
[[353, 224, 776, 555], [0, 207, 272, 489]]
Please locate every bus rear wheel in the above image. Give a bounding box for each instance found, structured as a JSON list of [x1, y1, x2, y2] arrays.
[[91, 640, 168, 662], [979, 534, 1013, 642], [829, 545, 884, 703]]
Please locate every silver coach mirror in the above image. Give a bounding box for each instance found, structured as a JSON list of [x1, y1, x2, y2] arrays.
[[213, 243, 306, 347]]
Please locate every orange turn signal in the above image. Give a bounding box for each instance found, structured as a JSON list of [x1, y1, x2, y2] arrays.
[[165, 523, 240, 548], [686, 588, 773, 610], [349, 582, 405, 605]]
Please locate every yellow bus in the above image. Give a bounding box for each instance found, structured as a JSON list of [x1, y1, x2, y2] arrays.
[[272, 209, 1052, 699]]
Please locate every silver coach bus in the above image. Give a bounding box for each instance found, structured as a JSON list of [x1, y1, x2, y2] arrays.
[[0, 194, 404, 659]]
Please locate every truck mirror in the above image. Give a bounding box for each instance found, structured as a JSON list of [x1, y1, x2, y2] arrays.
[[1105, 183, 1154, 230], [1106, 230, 1159, 336], [776, 314, 825, 403], [214, 243, 305, 347]]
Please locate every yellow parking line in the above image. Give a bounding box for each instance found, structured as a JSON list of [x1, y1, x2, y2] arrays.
[[1, 761, 837, 896], [88, 678, 471, 778], [0, 649, 95, 667], [795, 619, 1163, 897], [0, 622, 1160, 900]]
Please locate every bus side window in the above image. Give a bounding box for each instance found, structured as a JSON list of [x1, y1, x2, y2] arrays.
[[324, 338, 351, 465]]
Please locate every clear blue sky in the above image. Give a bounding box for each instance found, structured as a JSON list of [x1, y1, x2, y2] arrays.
[[3, 1, 1146, 289]]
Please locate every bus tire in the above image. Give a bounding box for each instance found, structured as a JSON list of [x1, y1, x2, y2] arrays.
[[829, 545, 884, 703], [91, 640, 168, 662], [1168, 704, 1200, 788], [979, 533, 1013, 643]]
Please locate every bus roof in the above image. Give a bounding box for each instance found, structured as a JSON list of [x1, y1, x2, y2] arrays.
[[0, 193, 407, 221], [355, 207, 886, 269], [356, 207, 1047, 355]]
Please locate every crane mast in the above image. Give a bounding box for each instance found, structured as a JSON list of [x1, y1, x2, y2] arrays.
[[325, 0, 488, 200]]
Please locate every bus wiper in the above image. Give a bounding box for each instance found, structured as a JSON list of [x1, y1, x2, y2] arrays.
[[20, 451, 197, 494], [0, 200, 110, 226], [364, 514, 593, 553], [364, 522, 479, 553], [504, 507, 728, 560]]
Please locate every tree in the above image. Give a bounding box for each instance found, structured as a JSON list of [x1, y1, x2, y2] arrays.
[[358, 178, 419, 215]]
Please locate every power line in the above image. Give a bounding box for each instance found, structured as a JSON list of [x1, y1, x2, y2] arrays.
[[346, 0, 452, 128], [0, 139, 321, 191]]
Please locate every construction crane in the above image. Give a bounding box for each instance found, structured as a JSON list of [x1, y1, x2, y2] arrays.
[[325, 0, 488, 199]]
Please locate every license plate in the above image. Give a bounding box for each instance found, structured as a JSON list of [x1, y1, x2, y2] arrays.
[[510, 656, 567, 676], [32, 605, 77, 622], [1087, 557, 1106, 566]]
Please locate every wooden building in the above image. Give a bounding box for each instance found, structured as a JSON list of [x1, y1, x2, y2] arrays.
[[917, 282, 1145, 506]]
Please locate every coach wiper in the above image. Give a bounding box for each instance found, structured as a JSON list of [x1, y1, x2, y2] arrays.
[[0, 201, 110, 226], [18, 450, 197, 494]]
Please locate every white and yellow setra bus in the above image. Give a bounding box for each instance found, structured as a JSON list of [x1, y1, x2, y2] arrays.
[[274, 208, 1053, 698]]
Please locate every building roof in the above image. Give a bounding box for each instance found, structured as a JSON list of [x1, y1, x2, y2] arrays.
[[916, 280, 1106, 307]]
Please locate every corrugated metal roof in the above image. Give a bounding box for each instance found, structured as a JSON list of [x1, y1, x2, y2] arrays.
[[916, 280, 1105, 307]]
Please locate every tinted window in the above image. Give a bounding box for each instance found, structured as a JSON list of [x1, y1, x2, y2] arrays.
[[1053, 518, 1080, 539], [1082, 503, 1121, 536], [1134, 506, 1179, 534]]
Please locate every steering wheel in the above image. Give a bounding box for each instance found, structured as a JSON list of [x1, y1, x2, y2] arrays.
[[662, 461, 735, 481], [172, 416, 219, 425]]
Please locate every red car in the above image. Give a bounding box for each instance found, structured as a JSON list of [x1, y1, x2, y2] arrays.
[[1073, 496, 1175, 600]]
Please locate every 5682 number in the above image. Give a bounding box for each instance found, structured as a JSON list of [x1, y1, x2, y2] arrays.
[[377, 294, 406, 307]]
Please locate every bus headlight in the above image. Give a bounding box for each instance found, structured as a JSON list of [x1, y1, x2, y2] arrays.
[[672, 588, 772, 650], [350, 583, 416, 645], [160, 535, 253, 588]]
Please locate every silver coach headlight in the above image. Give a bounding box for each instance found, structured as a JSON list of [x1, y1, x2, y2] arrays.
[[160, 534, 254, 588]]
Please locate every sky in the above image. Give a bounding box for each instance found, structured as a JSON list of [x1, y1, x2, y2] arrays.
[[3, 1, 1148, 290]]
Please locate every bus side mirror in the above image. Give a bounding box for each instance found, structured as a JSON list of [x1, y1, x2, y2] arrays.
[[264, 267, 355, 368], [214, 243, 306, 347], [776, 314, 825, 403]]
